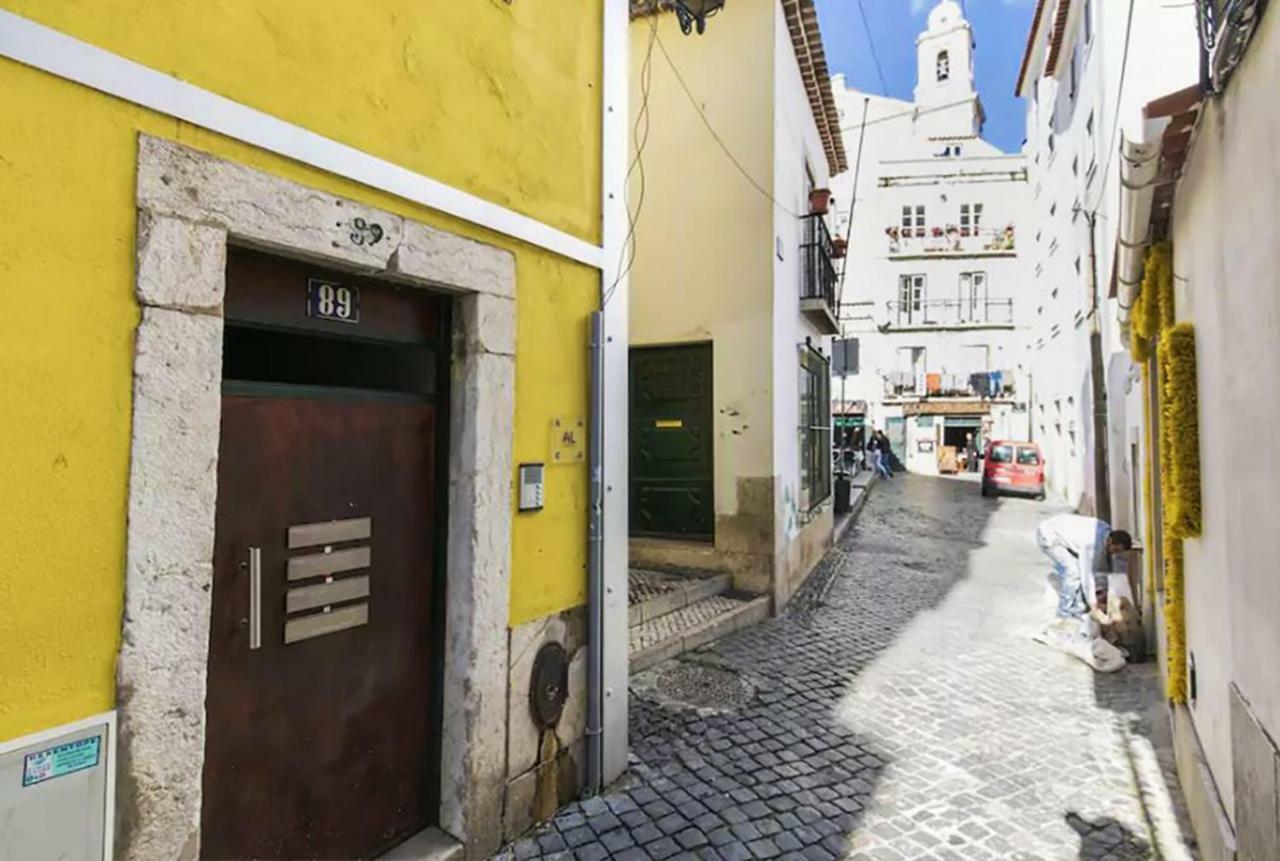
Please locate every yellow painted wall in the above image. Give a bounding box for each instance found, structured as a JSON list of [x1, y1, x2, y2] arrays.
[[0, 2, 598, 741], [628, 3, 776, 514], [2, 0, 602, 243]]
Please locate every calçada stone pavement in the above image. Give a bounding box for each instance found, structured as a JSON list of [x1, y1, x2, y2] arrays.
[[498, 474, 1196, 860]]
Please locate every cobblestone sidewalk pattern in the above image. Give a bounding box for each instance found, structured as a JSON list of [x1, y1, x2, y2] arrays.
[[498, 475, 1196, 860]]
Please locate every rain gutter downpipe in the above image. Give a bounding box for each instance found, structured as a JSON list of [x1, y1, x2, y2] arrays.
[[586, 311, 605, 794], [1115, 129, 1164, 338]]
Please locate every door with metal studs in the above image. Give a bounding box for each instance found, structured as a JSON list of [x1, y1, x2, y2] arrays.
[[200, 250, 448, 860]]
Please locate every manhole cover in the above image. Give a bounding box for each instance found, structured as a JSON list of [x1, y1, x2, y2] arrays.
[[641, 661, 756, 712]]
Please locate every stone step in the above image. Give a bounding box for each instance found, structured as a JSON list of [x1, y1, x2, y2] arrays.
[[629, 593, 771, 673], [628, 568, 732, 628]]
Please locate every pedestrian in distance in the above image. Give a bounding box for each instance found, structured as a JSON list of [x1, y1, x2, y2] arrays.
[[876, 430, 897, 476], [965, 432, 980, 473], [868, 429, 892, 479]]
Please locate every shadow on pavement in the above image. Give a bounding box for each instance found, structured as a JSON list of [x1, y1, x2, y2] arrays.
[[498, 473, 1000, 860], [1065, 811, 1153, 860]]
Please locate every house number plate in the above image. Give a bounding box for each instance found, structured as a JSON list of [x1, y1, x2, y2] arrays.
[[306, 278, 360, 323]]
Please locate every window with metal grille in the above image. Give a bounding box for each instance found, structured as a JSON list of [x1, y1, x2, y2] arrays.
[[799, 345, 832, 511]]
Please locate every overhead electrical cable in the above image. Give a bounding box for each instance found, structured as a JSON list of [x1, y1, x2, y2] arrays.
[[656, 33, 803, 217], [855, 0, 891, 97], [604, 14, 658, 308]]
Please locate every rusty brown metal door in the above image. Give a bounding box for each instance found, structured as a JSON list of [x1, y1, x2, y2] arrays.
[[201, 249, 446, 860], [202, 395, 438, 859]]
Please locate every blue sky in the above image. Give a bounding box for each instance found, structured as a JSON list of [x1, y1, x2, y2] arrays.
[[813, 0, 1038, 154]]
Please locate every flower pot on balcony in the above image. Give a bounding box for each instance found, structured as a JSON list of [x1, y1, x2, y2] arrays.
[[808, 188, 833, 215], [831, 237, 848, 258]]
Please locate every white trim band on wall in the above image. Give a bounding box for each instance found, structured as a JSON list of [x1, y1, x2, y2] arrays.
[[0, 9, 605, 271]]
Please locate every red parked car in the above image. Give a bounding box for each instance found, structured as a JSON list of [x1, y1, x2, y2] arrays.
[[981, 440, 1046, 499]]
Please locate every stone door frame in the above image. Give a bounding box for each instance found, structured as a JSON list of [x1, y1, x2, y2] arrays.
[[118, 135, 515, 859]]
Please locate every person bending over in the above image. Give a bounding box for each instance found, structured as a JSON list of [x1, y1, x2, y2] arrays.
[[1035, 514, 1132, 619]]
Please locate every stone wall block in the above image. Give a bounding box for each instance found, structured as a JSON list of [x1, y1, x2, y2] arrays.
[[507, 608, 588, 780], [441, 340, 515, 856], [135, 213, 227, 312], [1232, 684, 1280, 860], [128, 308, 223, 572], [115, 563, 212, 861], [460, 293, 517, 357], [391, 221, 516, 299], [117, 305, 223, 861], [137, 135, 403, 272]]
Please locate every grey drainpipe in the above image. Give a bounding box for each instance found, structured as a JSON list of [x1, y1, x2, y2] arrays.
[[586, 311, 605, 793]]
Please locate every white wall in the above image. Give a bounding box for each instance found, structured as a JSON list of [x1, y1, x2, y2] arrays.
[[1167, 7, 1280, 821], [1021, 0, 1197, 513], [773, 0, 836, 597]]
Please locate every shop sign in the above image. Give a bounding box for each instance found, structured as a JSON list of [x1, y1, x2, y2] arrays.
[[903, 400, 990, 417]]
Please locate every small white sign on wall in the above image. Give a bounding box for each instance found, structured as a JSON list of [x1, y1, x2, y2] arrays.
[[0, 711, 116, 861]]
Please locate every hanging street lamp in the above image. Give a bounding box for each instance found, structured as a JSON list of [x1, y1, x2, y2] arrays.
[[670, 0, 726, 35]]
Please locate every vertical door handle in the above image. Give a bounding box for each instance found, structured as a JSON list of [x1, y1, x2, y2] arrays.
[[248, 546, 262, 650]]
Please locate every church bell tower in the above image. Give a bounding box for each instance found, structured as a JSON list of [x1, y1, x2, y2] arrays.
[[914, 1, 984, 137]]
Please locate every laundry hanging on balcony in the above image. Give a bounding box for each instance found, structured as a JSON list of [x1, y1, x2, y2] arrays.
[[970, 373, 991, 398], [989, 370, 1003, 395]]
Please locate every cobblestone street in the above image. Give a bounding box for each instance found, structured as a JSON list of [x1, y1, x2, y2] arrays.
[[500, 474, 1196, 860]]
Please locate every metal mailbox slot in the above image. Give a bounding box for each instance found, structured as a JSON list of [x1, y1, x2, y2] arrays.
[[280, 516, 373, 645]]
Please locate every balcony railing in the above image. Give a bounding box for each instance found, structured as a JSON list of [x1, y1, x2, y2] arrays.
[[883, 370, 1017, 398], [885, 225, 1016, 256], [886, 298, 1014, 327], [800, 213, 839, 334]]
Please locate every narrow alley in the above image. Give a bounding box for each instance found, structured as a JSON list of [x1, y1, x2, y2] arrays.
[[503, 476, 1195, 861]]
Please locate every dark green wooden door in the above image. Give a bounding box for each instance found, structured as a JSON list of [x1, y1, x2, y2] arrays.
[[630, 344, 714, 540]]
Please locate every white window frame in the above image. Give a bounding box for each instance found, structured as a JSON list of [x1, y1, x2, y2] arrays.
[[898, 274, 927, 324], [959, 271, 988, 322]]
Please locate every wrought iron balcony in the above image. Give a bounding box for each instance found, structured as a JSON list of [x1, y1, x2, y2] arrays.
[[800, 213, 839, 334], [885, 298, 1014, 328]]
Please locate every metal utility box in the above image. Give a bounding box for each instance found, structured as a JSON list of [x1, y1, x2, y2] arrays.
[[0, 712, 114, 861]]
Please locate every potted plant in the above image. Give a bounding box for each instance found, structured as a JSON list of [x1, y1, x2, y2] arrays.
[[809, 188, 833, 214], [832, 236, 848, 258], [931, 226, 945, 238]]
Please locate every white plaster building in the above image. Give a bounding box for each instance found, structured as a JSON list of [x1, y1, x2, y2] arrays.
[[831, 1, 1032, 476], [1017, 0, 1198, 518], [1018, 1, 1280, 856], [1105, 3, 1280, 858]]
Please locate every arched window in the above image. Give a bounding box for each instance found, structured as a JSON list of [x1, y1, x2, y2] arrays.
[[937, 50, 950, 82]]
